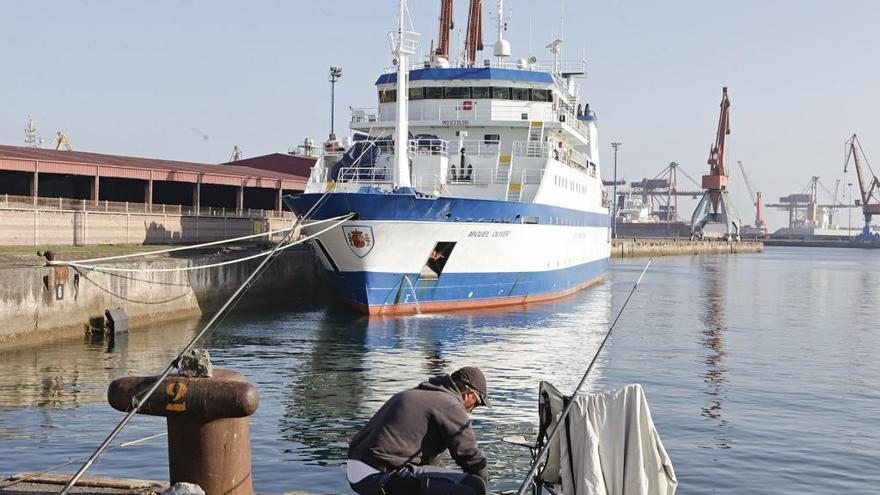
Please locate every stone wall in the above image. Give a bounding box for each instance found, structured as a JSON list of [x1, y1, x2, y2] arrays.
[[0, 208, 291, 246], [611, 239, 763, 258]]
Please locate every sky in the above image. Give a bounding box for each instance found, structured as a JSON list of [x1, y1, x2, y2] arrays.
[[3, 0, 879, 230]]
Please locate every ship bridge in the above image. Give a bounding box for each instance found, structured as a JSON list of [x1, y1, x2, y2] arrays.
[[350, 66, 594, 146]]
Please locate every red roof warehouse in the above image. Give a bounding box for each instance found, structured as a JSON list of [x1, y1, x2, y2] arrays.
[[0, 145, 315, 212]]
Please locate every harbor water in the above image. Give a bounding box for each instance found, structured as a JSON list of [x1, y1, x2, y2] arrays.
[[1, 247, 878, 494]]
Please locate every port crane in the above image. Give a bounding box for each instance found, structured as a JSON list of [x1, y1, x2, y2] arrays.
[[735, 160, 767, 235], [691, 87, 740, 239], [843, 134, 880, 241]]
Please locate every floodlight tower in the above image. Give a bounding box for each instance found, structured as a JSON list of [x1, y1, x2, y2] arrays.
[[328, 66, 343, 140]]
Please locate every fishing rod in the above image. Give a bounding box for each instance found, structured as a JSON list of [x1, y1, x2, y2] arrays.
[[0, 433, 167, 490], [59, 193, 340, 495], [515, 258, 653, 495]]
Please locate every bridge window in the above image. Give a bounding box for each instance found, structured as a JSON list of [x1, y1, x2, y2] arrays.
[[531, 89, 551, 102], [492, 87, 510, 99], [446, 87, 471, 99], [409, 87, 425, 100], [472, 87, 491, 98], [379, 89, 397, 103], [512, 88, 530, 101], [425, 87, 445, 99]]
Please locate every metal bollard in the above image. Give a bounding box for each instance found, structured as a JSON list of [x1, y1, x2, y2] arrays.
[[107, 369, 260, 495]]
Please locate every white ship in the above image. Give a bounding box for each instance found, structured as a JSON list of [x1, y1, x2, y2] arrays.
[[285, 0, 611, 315]]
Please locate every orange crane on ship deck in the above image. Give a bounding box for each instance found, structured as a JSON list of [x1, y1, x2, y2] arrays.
[[464, 0, 483, 66], [434, 0, 454, 62]]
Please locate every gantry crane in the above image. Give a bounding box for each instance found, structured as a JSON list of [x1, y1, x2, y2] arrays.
[[844, 134, 880, 241], [691, 87, 741, 240], [736, 160, 767, 235]]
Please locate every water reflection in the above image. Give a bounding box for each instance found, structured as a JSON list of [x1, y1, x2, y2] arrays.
[[698, 260, 731, 449], [280, 313, 370, 465], [0, 319, 200, 412]]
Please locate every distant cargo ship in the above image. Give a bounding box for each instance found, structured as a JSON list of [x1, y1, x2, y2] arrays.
[[285, 0, 610, 314]]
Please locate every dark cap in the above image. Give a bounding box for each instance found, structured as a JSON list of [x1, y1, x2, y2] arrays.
[[452, 366, 490, 407]]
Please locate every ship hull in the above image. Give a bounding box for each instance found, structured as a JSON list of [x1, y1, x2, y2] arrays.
[[284, 192, 610, 315]]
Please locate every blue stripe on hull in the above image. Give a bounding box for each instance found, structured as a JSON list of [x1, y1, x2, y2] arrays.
[[284, 192, 609, 228], [325, 257, 609, 310]]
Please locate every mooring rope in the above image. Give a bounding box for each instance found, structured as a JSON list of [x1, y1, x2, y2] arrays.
[[45, 214, 351, 266], [59, 214, 352, 274], [515, 258, 653, 495], [59, 191, 340, 495], [0, 432, 167, 490]]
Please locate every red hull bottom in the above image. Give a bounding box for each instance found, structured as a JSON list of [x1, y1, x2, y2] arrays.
[[348, 274, 605, 316]]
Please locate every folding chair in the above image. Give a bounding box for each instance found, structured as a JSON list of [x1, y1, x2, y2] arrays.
[[503, 381, 578, 495]]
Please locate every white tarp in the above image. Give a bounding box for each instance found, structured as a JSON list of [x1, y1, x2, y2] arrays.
[[558, 384, 677, 495]]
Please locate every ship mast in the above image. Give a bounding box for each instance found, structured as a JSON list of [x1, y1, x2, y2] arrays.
[[392, 0, 415, 189]]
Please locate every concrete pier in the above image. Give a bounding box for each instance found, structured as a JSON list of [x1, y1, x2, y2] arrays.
[[0, 245, 326, 349], [611, 238, 763, 258], [0, 474, 324, 495]]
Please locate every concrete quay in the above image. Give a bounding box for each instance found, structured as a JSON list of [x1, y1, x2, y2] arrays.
[[0, 245, 325, 349], [0, 474, 325, 495], [611, 238, 763, 258]]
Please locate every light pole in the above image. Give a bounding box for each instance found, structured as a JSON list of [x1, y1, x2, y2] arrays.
[[848, 182, 853, 239], [329, 66, 343, 139], [610, 142, 622, 238]]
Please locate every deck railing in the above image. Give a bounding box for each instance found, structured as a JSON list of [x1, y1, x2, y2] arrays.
[[336, 167, 392, 184], [447, 167, 503, 185]]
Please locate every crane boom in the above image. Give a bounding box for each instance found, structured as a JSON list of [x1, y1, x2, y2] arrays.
[[735, 160, 766, 233], [435, 0, 454, 61], [464, 0, 483, 66], [736, 160, 757, 204]]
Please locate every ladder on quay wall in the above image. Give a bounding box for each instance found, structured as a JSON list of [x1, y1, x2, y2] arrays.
[[527, 121, 545, 157]]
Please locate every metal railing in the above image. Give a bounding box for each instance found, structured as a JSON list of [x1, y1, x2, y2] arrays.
[[385, 58, 586, 76], [512, 141, 551, 158], [459, 139, 501, 157], [0, 194, 291, 218], [353, 103, 556, 125], [409, 138, 448, 156], [447, 167, 503, 185], [336, 167, 392, 184], [351, 107, 380, 124]]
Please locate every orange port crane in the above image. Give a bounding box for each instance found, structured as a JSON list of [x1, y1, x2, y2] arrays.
[[736, 160, 767, 235], [691, 87, 741, 239], [434, 0, 454, 61], [843, 134, 880, 241]]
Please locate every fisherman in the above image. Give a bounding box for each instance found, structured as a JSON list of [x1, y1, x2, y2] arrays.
[[347, 366, 490, 495]]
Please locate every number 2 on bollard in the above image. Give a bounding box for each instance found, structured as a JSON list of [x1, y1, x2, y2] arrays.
[[165, 382, 188, 412]]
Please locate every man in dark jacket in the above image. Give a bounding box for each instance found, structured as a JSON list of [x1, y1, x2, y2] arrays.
[[347, 366, 490, 495]]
